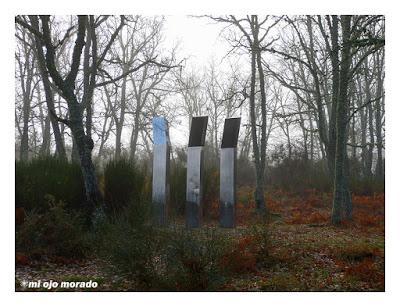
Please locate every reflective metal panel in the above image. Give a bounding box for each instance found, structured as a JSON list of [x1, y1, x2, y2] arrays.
[[220, 148, 236, 227], [219, 118, 240, 228], [186, 116, 208, 228], [153, 116, 169, 145], [152, 117, 170, 226], [186, 146, 204, 228], [221, 118, 241, 148], [188, 116, 208, 147]]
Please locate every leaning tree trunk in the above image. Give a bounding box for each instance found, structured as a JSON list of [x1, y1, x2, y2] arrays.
[[20, 94, 31, 161], [28, 15, 102, 209], [69, 104, 102, 209], [19, 59, 34, 161], [30, 22, 67, 160], [130, 112, 141, 160], [115, 74, 127, 159]]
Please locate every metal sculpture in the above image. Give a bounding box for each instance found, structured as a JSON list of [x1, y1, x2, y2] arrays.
[[220, 117, 241, 228], [186, 116, 208, 228], [152, 117, 170, 226]]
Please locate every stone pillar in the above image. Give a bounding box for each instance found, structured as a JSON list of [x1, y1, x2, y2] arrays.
[[152, 117, 170, 226], [220, 117, 241, 228], [186, 116, 208, 228]]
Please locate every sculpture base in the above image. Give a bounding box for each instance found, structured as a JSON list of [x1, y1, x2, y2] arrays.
[[220, 148, 236, 228], [186, 146, 203, 228], [152, 143, 170, 226]]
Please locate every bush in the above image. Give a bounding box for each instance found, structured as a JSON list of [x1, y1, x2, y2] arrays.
[[103, 158, 147, 214], [266, 143, 385, 195], [220, 224, 269, 274], [237, 156, 255, 187], [97, 197, 232, 290], [15, 156, 86, 212], [96, 199, 165, 289], [335, 242, 382, 262], [350, 176, 385, 196], [162, 228, 230, 290], [16, 196, 89, 260], [98, 198, 271, 290], [267, 156, 331, 193], [344, 258, 384, 283]]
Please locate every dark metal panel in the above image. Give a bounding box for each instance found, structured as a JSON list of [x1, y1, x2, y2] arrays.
[[221, 117, 241, 148], [188, 116, 208, 147]]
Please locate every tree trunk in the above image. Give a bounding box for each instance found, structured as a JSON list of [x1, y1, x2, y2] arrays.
[[249, 16, 267, 214], [115, 74, 127, 159], [30, 19, 67, 160], [375, 96, 384, 180], [327, 15, 340, 178], [20, 94, 31, 161], [71, 137, 80, 163], [130, 122, 140, 160], [365, 70, 374, 177], [40, 113, 51, 156], [332, 15, 352, 225], [69, 105, 102, 208], [358, 77, 368, 177], [375, 52, 384, 180]]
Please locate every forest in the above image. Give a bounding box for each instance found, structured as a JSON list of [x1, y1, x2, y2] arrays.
[[14, 15, 385, 292]]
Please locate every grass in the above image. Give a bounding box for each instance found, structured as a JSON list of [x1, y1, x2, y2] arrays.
[[15, 188, 385, 292], [218, 222, 384, 291]]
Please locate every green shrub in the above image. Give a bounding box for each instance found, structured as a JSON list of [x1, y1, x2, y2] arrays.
[[267, 157, 331, 193], [259, 272, 302, 291], [15, 156, 86, 212], [97, 200, 164, 289], [218, 224, 270, 276], [16, 196, 89, 259], [97, 197, 231, 290], [265, 143, 384, 195], [161, 228, 230, 290], [103, 158, 147, 214], [350, 176, 385, 196]]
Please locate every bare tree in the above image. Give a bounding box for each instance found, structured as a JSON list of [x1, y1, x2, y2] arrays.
[[16, 15, 175, 210], [15, 24, 37, 160], [208, 15, 281, 214]]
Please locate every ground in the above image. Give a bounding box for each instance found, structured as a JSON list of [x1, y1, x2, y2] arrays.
[[15, 190, 384, 291]]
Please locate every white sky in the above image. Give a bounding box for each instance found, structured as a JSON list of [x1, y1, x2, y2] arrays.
[[160, 16, 290, 149], [161, 16, 234, 147], [163, 15, 229, 69]]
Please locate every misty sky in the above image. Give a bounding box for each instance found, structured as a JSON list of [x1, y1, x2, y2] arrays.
[[163, 16, 234, 147]]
